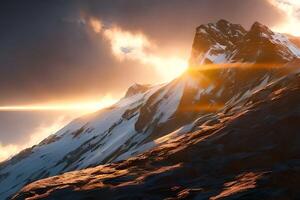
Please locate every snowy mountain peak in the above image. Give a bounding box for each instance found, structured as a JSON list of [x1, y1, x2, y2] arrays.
[[190, 20, 300, 66], [193, 19, 246, 52]]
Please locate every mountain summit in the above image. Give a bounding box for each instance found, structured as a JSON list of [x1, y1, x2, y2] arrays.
[[1, 20, 300, 200], [190, 19, 300, 66]]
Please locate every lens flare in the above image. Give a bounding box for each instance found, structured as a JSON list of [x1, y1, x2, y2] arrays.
[[0, 96, 117, 113]]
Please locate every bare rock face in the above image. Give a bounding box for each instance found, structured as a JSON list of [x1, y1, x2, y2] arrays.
[[2, 20, 300, 200]]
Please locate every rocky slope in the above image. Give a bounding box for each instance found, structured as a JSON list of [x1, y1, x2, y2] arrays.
[[1, 19, 300, 199]]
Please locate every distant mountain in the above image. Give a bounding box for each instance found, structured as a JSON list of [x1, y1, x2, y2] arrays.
[[2, 19, 300, 200]]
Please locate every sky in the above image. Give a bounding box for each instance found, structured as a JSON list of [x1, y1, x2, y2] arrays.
[[0, 0, 299, 161]]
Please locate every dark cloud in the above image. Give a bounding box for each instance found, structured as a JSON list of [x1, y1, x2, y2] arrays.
[[0, 0, 158, 105]]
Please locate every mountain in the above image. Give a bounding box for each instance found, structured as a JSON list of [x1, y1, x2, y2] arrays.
[[2, 19, 300, 199], [13, 72, 300, 200]]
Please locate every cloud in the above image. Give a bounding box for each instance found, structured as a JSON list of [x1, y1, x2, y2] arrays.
[[89, 18, 187, 81], [0, 1, 163, 105], [0, 144, 19, 163], [84, 0, 285, 46], [268, 0, 300, 35]]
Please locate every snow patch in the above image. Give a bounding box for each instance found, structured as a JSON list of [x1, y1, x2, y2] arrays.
[[271, 33, 300, 57]]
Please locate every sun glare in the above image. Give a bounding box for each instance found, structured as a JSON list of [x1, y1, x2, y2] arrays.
[[143, 55, 188, 81]]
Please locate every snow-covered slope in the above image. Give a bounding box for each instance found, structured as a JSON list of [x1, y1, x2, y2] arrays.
[[1, 19, 300, 199]]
